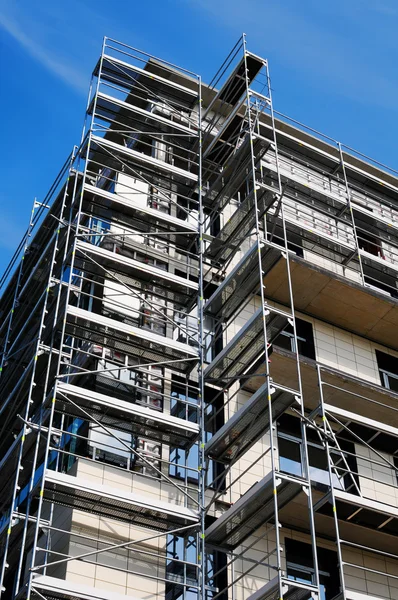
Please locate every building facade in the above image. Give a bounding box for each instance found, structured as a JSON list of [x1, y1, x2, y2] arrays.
[[1, 35, 398, 600]]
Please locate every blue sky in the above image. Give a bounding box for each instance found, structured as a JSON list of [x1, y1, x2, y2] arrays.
[[0, 0, 398, 275]]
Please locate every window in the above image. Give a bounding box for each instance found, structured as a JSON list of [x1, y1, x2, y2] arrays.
[[357, 229, 383, 258], [266, 229, 304, 258], [376, 350, 398, 393], [51, 412, 161, 477], [394, 456, 398, 486], [165, 520, 227, 600], [205, 516, 228, 600], [277, 414, 350, 489], [169, 378, 225, 490], [102, 279, 141, 325], [149, 185, 170, 214], [88, 217, 111, 246], [89, 423, 134, 470], [133, 437, 161, 477], [133, 365, 163, 410], [174, 309, 199, 349], [165, 533, 198, 600], [274, 318, 316, 360], [95, 350, 164, 410], [52, 416, 88, 473], [142, 293, 167, 336], [90, 427, 161, 477], [285, 539, 340, 600], [169, 378, 201, 484]]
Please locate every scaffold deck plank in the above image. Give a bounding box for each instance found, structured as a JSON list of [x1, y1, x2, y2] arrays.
[[205, 382, 299, 465], [43, 471, 199, 531], [204, 242, 281, 321], [204, 53, 264, 115], [204, 306, 289, 385], [204, 472, 304, 550], [55, 382, 199, 450], [31, 575, 143, 600], [205, 186, 277, 264], [65, 305, 198, 373], [248, 576, 318, 600]]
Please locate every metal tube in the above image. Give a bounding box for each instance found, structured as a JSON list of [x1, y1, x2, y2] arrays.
[[337, 142, 366, 286], [317, 364, 346, 599], [33, 523, 197, 572]]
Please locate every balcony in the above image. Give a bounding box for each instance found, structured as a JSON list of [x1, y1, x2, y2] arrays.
[[98, 54, 199, 106], [91, 90, 198, 139], [203, 136, 270, 212], [205, 186, 277, 264], [248, 576, 318, 600], [83, 182, 198, 238], [89, 135, 198, 184], [313, 487, 398, 555], [245, 344, 398, 427]]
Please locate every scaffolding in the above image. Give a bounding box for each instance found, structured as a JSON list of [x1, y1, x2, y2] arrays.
[[0, 37, 204, 600], [1, 32, 398, 600]]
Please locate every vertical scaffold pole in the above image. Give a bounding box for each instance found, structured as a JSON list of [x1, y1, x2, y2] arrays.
[[197, 73, 207, 600], [317, 364, 346, 600], [337, 142, 365, 287], [242, 33, 286, 599]]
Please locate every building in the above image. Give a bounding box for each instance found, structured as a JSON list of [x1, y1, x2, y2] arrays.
[[1, 33, 398, 600]]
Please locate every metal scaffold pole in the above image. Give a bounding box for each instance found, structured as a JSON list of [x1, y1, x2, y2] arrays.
[[242, 33, 284, 599], [317, 364, 346, 600]]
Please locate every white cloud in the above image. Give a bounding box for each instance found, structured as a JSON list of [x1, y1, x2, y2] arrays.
[[0, 11, 87, 94]]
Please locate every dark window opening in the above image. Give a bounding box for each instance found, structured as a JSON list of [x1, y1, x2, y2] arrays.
[[277, 414, 357, 491], [394, 457, 398, 486], [175, 268, 199, 285], [364, 272, 398, 298], [376, 350, 398, 393], [210, 214, 221, 237], [357, 229, 383, 258], [285, 539, 340, 600], [274, 318, 316, 360], [266, 228, 304, 258], [165, 533, 198, 600], [165, 522, 227, 600], [169, 378, 225, 490], [205, 515, 228, 600]]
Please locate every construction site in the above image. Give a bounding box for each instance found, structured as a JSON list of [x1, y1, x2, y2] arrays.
[[1, 34, 398, 600]]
